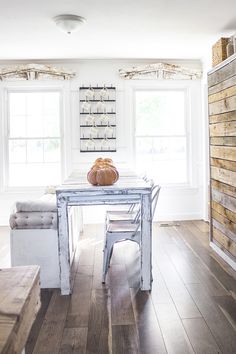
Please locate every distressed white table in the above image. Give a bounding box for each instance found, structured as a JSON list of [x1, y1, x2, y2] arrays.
[[56, 177, 152, 295]]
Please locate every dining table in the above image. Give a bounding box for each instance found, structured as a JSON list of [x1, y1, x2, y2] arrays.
[[56, 175, 153, 295]]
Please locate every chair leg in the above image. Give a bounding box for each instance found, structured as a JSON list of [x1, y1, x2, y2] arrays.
[[108, 245, 114, 267], [102, 240, 114, 283]]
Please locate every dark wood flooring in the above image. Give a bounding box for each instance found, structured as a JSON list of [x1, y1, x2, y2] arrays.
[[25, 221, 236, 354]]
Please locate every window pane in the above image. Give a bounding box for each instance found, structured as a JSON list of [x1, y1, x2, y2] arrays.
[[43, 93, 60, 137], [44, 139, 60, 162], [9, 93, 26, 115], [9, 140, 26, 163], [136, 90, 185, 136], [27, 140, 43, 163], [27, 109, 43, 138], [9, 115, 26, 138], [136, 137, 187, 184]]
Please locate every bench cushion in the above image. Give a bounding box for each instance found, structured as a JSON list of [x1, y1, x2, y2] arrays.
[[15, 194, 57, 212], [10, 194, 57, 230]]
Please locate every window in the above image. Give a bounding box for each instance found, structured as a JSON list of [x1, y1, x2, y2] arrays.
[[7, 91, 61, 187], [135, 90, 188, 184]]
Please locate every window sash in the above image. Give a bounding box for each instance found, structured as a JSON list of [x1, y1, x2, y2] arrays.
[[6, 89, 62, 187], [134, 89, 189, 185]]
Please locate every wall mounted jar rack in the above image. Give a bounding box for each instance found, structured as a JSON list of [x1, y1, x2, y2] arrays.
[[79, 85, 116, 152]]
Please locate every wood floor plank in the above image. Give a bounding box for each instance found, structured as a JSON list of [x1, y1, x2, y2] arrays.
[[153, 230, 201, 318], [78, 238, 95, 267], [183, 220, 210, 247], [157, 265, 201, 318], [92, 245, 107, 290], [110, 284, 135, 325], [174, 223, 236, 295], [112, 325, 139, 354], [186, 283, 236, 353], [213, 295, 236, 330], [154, 233, 202, 319], [131, 289, 167, 354], [85, 289, 111, 354], [65, 266, 93, 328], [59, 328, 87, 354], [154, 302, 194, 354], [109, 263, 129, 287], [155, 227, 201, 285], [25, 289, 53, 354], [182, 318, 222, 354], [124, 242, 140, 289], [162, 226, 229, 297], [32, 290, 70, 354], [192, 220, 209, 233]]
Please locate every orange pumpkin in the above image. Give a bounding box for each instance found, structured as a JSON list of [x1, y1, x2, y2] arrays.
[[96, 167, 118, 186], [87, 165, 100, 185], [87, 158, 119, 186], [103, 158, 113, 164], [94, 157, 104, 165]]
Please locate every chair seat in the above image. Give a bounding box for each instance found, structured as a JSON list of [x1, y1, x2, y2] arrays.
[[107, 222, 139, 233], [107, 211, 137, 222]]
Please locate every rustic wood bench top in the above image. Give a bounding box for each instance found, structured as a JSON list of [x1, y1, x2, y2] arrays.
[[0, 266, 41, 354]]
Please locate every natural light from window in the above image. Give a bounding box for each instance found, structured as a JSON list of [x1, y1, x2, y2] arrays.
[[135, 90, 188, 184], [8, 91, 61, 187]]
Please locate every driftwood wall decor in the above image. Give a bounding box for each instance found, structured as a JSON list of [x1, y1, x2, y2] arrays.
[[119, 62, 201, 80], [0, 64, 76, 80]]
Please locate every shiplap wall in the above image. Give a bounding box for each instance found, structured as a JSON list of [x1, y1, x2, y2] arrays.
[[208, 53, 236, 266]]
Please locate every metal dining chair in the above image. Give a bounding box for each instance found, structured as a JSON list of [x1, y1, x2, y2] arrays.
[[105, 179, 154, 225], [102, 184, 161, 283]]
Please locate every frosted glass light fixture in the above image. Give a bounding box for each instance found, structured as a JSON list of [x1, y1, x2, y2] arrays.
[[53, 14, 86, 34]]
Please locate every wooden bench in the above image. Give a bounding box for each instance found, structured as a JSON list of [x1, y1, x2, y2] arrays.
[[0, 266, 40, 354]]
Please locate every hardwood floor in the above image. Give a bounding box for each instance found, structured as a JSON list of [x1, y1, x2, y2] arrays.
[[1, 221, 236, 353]]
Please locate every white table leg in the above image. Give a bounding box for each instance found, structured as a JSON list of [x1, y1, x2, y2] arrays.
[[140, 193, 152, 291], [57, 197, 71, 295]]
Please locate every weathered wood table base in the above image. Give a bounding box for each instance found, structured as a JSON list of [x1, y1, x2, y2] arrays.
[[56, 178, 152, 295]]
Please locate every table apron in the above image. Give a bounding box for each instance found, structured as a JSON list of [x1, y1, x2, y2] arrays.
[[58, 194, 142, 206]]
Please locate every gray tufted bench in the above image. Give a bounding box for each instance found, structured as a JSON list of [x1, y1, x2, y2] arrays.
[[10, 193, 81, 288]]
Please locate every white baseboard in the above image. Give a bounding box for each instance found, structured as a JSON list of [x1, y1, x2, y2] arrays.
[[210, 242, 236, 271], [154, 212, 203, 221]]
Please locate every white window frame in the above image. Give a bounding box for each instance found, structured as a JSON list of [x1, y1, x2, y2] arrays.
[[0, 80, 71, 192], [125, 80, 200, 189], [134, 87, 190, 186]]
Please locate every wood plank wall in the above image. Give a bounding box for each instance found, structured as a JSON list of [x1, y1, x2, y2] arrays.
[[208, 55, 236, 263]]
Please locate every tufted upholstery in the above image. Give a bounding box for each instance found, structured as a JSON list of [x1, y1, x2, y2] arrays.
[[9, 194, 57, 230], [10, 211, 57, 229]]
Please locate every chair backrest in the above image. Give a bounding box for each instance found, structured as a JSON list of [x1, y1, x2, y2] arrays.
[[133, 183, 161, 223], [151, 184, 161, 220]]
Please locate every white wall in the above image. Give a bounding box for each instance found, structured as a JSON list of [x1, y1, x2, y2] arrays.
[[0, 59, 205, 225]]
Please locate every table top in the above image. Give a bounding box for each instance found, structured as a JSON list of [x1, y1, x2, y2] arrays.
[[56, 176, 152, 193], [0, 266, 41, 354]]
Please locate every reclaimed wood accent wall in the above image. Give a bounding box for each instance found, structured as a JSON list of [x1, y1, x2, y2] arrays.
[[208, 54, 236, 264]]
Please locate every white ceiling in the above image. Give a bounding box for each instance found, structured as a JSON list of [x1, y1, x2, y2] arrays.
[[0, 0, 235, 60]]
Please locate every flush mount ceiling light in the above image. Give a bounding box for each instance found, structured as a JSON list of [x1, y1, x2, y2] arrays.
[[53, 14, 86, 34]]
